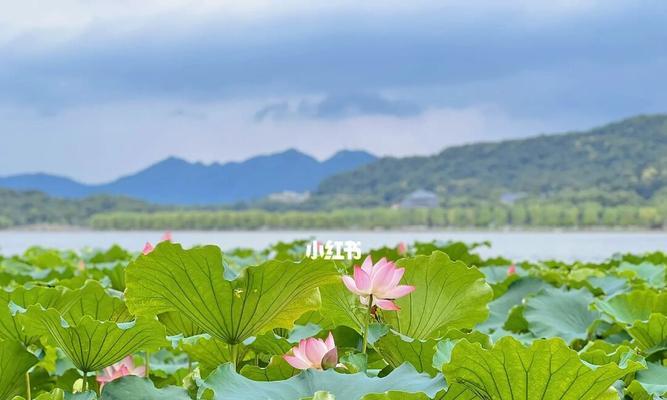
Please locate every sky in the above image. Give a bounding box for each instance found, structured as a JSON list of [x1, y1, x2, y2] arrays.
[[1, 0, 666, 183]]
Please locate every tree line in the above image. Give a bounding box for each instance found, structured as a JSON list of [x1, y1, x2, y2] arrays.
[[3, 188, 665, 230], [89, 202, 667, 230], [0, 189, 163, 227]]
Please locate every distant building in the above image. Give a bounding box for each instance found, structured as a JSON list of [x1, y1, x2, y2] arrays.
[[267, 191, 310, 204], [500, 192, 526, 205], [399, 189, 439, 209]]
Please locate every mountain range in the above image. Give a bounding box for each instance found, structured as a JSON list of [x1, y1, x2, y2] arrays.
[[0, 149, 376, 205], [315, 114, 667, 207], [4, 114, 667, 210]]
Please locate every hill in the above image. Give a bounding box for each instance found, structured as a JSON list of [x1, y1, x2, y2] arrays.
[[315, 115, 667, 207], [0, 149, 376, 205], [0, 189, 161, 227]]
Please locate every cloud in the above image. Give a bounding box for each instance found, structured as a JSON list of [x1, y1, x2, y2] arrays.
[[254, 93, 423, 121], [254, 101, 291, 122], [0, 1, 619, 45], [1, 0, 663, 114]]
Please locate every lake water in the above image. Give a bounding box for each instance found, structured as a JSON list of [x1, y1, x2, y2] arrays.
[[1, 230, 667, 262]]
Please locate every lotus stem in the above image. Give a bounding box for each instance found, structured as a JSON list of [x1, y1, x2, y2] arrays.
[[361, 295, 373, 354], [25, 372, 31, 400], [230, 343, 239, 371], [145, 351, 151, 377], [83, 371, 88, 392]]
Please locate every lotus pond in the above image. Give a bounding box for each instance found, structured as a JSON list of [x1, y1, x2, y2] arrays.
[[0, 239, 665, 399]]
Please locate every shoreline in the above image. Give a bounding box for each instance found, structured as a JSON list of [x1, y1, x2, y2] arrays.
[[2, 225, 667, 234]]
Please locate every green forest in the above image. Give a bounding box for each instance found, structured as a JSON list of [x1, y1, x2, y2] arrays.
[[0, 189, 162, 228], [4, 189, 666, 230], [89, 202, 666, 230], [313, 115, 667, 208]]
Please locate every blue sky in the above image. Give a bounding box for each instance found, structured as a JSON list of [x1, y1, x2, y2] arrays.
[[1, 0, 666, 182]]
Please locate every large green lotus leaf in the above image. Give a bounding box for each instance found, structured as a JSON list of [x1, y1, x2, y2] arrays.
[[437, 384, 479, 400], [432, 330, 492, 371], [566, 267, 604, 283], [294, 312, 332, 334], [318, 282, 367, 333], [240, 355, 298, 381], [248, 332, 293, 356], [14, 388, 97, 400], [20, 248, 71, 269], [479, 265, 517, 285], [577, 339, 621, 356], [306, 391, 448, 400], [437, 328, 492, 345], [19, 307, 167, 372], [627, 313, 667, 355], [87, 245, 132, 264], [198, 362, 444, 400], [488, 328, 535, 346], [180, 335, 232, 375], [84, 262, 127, 292], [523, 287, 599, 342], [502, 305, 529, 333], [579, 341, 646, 369], [0, 285, 72, 345], [100, 376, 190, 400], [587, 318, 630, 344], [374, 331, 438, 375], [362, 391, 443, 400], [158, 311, 204, 338], [42, 391, 96, 400], [595, 290, 667, 324], [627, 362, 667, 398], [382, 252, 492, 340], [625, 381, 655, 400], [0, 339, 38, 399], [148, 349, 190, 376], [443, 384, 618, 400], [0, 259, 71, 285], [442, 337, 643, 400], [125, 242, 339, 344], [617, 262, 666, 288], [300, 392, 336, 400], [477, 277, 550, 332], [412, 241, 486, 267], [586, 275, 630, 297], [61, 281, 132, 323]]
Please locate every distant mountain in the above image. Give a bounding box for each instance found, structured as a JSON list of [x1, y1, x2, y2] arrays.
[[316, 114, 667, 206], [0, 173, 91, 198], [0, 149, 376, 205]]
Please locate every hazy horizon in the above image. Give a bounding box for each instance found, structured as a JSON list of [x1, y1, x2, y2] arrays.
[[0, 113, 639, 184]]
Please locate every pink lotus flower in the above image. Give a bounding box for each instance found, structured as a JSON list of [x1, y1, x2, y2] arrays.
[[142, 242, 154, 255], [396, 242, 408, 255], [507, 264, 516, 275], [342, 256, 415, 311], [96, 356, 146, 388], [143, 232, 172, 255], [283, 332, 340, 370]]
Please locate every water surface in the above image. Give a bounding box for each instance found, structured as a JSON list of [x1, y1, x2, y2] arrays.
[[2, 230, 666, 262]]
